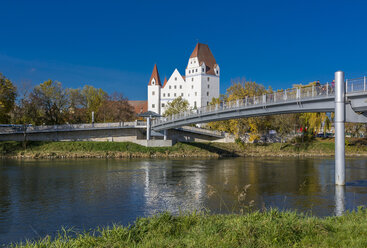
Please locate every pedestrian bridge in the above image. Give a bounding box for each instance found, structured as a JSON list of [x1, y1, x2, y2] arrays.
[[152, 75, 367, 131], [152, 71, 366, 186]]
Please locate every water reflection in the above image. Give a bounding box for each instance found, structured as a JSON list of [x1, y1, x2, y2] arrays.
[[0, 157, 367, 244], [335, 186, 345, 216]]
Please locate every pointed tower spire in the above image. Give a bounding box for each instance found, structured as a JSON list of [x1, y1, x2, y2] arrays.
[[162, 77, 168, 88], [148, 64, 162, 86]]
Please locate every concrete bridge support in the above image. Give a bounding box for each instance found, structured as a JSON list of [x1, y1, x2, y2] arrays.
[[146, 117, 151, 140], [335, 71, 346, 186]]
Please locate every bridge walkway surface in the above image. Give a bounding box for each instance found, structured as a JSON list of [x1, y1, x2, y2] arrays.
[[152, 75, 367, 131]]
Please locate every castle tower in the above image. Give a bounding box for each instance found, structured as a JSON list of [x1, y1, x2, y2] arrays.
[[147, 64, 162, 115], [185, 43, 220, 109]]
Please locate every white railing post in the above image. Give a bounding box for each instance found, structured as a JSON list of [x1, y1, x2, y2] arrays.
[[284, 90, 287, 101], [274, 93, 276, 102], [296, 88, 300, 99], [312, 85, 314, 97], [263, 94, 266, 104], [245, 96, 248, 106], [326, 82, 329, 95], [236, 99, 239, 107], [364, 76, 366, 91]]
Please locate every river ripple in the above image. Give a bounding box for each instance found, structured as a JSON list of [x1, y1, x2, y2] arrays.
[[0, 157, 367, 244]]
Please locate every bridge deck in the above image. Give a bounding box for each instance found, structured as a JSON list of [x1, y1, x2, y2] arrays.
[[153, 76, 367, 131]]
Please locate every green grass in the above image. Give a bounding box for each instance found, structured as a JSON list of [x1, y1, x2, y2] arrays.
[[12, 208, 367, 247], [1, 138, 367, 158]]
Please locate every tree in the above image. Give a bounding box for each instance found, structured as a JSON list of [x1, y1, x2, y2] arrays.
[[271, 114, 300, 142], [207, 80, 273, 141], [67, 88, 88, 123], [80, 85, 107, 122], [345, 123, 365, 138], [0, 73, 17, 123], [97, 92, 135, 122], [65, 85, 107, 123], [163, 96, 190, 116], [30, 80, 69, 125], [299, 112, 331, 135]]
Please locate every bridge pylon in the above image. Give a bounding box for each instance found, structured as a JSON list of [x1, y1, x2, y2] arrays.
[[335, 71, 346, 186]]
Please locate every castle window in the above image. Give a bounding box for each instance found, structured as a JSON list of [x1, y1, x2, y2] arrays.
[[195, 92, 197, 96], [180, 85, 182, 89], [191, 85, 194, 89], [202, 68, 204, 72], [162, 103, 165, 107], [181, 93, 183, 96], [196, 69, 198, 72], [175, 77, 177, 81], [207, 92, 209, 96], [191, 78, 194, 82], [152, 91, 155, 95], [188, 93, 190, 97], [189, 70, 190, 73], [207, 77, 210, 82], [169, 86, 171, 89], [152, 104, 155, 108], [168, 93, 170, 97], [208, 85, 210, 88], [163, 93, 166, 97], [174, 85, 177, 89], [207, 102, 209, 106], [174, 93, 176, 97], [194, 101, 197, 108]]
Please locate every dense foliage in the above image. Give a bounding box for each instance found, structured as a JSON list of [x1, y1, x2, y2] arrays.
[[163, 96, 190, 117], [0, 73, 17, 123], [3, 72, 135, 125]]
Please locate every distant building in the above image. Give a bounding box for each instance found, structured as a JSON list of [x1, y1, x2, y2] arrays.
[[147, 43, 220, 115], [128, 100, 148, 115]]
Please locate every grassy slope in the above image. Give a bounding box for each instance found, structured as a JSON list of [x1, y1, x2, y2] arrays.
[[1, 138, 367, 158], [13, 209, 367, 248]]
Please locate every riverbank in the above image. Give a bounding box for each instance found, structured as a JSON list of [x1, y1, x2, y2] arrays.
[[1, 138, 367, 159], [12, 209, 367, 247]]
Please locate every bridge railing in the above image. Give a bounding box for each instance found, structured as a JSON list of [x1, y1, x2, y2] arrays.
[[153, 77, 367, 127], [346, 77, 366, 93], [153, 81, 343, 126]]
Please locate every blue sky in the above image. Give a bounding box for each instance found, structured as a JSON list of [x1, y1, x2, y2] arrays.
[[1, 0, 367, 100]]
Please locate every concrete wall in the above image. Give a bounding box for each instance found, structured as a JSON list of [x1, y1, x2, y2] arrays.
[[0, 128, 145, 143], [0, 127, 232, 147]]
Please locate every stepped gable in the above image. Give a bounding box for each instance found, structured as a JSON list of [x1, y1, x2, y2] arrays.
[[189, 43, 217, 75], [148, 64, 162, 86]]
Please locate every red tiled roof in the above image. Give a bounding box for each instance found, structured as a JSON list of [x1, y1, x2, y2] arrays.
[[189, 43, 217, 76], [148, 64, 162, 86], [162, 77, 168, 88], [128, 100, 148, 114]]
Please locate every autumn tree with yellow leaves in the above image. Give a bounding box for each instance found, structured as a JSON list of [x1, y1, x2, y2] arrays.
[[0, 73, 17, 123]]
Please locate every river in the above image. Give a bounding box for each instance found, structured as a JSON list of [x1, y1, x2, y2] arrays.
[[0, 157, 367, 244]]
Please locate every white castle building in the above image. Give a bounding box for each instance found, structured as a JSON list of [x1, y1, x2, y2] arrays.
[[147, 43, 220, 115]]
